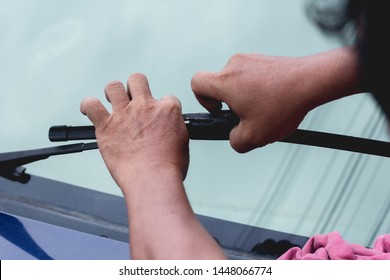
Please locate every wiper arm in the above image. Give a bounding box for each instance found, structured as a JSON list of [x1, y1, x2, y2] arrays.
[[0, 142, 98, 183], [0, 142, 98, 169]]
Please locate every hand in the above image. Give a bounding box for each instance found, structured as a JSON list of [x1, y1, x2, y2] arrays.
[[192, 48, 361, 153], [191, 53, 309, 153], [80, 74, 225, 260], [80, 73, 189, 188]]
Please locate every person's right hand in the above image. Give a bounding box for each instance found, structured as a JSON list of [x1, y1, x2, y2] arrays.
[[191, 48, 360, 153], [191, 53, 309, 153]]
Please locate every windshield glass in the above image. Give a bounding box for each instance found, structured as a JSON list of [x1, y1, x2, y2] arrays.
[[1, 0, 389, 248]]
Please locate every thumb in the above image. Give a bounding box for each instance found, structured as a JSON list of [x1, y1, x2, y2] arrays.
[[191, 71, 222, 112]]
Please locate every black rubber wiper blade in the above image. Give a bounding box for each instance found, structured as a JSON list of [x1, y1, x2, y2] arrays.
[[49, 111, 240, 141], [280, 130, 390, 158], [48, 111, 390, 158]]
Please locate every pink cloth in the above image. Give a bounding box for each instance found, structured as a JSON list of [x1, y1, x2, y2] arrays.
[[278, 232, 390, 260]]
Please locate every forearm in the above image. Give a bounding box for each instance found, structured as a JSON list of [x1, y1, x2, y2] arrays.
[[299, 46, 362, 111], [119, 163, 226, 260]]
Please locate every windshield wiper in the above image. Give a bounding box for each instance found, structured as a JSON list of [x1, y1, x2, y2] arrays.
[[1, 111, 389, 183], [0, 142, 98, 170], [0, 142, 98, 183], [50, 111, 390, 157]]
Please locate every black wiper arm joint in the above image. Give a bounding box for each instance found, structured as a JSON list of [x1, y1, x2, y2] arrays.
[[0, 142, 98, 183]]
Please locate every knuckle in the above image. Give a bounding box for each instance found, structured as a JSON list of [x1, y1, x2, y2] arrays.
[[229, 53, 245, 64], [163, 98, 181, 114]]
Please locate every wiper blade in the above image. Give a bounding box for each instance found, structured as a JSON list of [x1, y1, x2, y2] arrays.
[[281, 130, 390, 158], [49, 111, 390, 158], [0, 111, 237, 179], [49, 111, 240, 141], [2, 111, 389, 184]]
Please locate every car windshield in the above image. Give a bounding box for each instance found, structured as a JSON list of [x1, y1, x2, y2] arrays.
[[1, 0, 389, 249]]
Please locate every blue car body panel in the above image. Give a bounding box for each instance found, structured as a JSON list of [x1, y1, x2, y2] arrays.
[[0, 175, 309, 260]]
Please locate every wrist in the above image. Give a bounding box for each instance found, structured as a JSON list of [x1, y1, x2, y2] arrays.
[[299, 47, 361, 111], [113, 160, 185, 195], [117, 160, 192, 226]]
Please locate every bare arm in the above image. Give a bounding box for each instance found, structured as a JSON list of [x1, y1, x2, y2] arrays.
[[80, 73, 226, 259], [191, 47, 362, 153]]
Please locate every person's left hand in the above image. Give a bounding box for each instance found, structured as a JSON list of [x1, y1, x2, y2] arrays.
[[80, 73, 189, 189]]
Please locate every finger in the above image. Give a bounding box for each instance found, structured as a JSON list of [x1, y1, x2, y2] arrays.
[[229, 121, 254, 153], [191, 71, 222, 112], [195, 96, 222, 112], [160, 95, 182, 110], [104, 81, 130, 111], [80, 97, 110, 128], [127, 73, 153, 100]]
